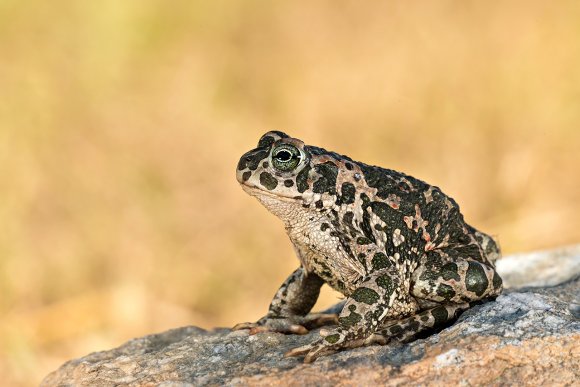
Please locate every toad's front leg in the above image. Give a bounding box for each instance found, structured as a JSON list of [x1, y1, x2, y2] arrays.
[[286, 268, 416, 363], [233, 267, 338, 335]]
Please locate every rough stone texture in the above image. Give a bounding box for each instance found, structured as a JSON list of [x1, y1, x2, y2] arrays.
[[42, 246, 580, 386]]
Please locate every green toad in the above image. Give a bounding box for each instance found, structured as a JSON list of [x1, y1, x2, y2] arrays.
[[234, 131, 503, 363]]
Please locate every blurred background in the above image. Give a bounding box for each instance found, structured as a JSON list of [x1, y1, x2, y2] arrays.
[[1, 1, 579, 385]]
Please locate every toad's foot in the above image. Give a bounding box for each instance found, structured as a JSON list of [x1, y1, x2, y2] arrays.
[[285, 338, 338, 363], [284, 329, 365, 363], [233, 313, 338, 335]]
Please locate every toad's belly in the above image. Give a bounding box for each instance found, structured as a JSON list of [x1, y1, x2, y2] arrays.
[[291, 239, 363, 297]]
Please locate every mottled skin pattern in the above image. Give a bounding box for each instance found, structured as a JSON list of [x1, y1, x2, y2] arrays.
[[234, 131, 503, 363]]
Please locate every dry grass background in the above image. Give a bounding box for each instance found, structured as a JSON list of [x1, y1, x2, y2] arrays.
[[1, 1, 579, 385]]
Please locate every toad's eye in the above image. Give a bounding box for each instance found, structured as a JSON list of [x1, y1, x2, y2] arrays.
[[272, 144, 301, 172]]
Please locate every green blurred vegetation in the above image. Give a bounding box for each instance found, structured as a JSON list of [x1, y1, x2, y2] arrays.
[[1, 1, 579, 385]]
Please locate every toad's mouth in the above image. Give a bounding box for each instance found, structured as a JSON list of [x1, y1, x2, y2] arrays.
[[239, 182, 307, 203]]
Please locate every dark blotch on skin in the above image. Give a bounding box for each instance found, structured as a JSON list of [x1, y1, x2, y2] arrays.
[[389, 325, 403, 335], [262, 161, 269, 168], [418, 266, 439, 282], [339, 305, 362, 327], [351, 287, 380, 305], [339, 182, 356, 205], [358, 165, 397, 198], [369, 201, 399, 226], [407, 319, 420, 333], [361, 211, 376, 244], [465, 262, 489, 296], [259, 172, 278, 190], [237, 158, 248, 171], [313, 162, 338, 195], [436, 284, 456, 301], [320, 223, 330, 232], [238, 149, 269, 171], [431, 306, 449, 325], [375, 275, 395, 298], [257, 131, 288, 148], [284, 179, 294, 187], [315, 200, 324, 208], [371, 252, 391, 270], [296, 165, 311, 193], [242, 171, 251, 182], [440, 262, 461, 282], [257, 135, 276, 148], [454, 244, 482, 260], [360, 193, 370, 206], [324, 334, 340, 344], [356, 237, 372, 245], [345, 162, 353, 170], [361, 164, 431, 200]]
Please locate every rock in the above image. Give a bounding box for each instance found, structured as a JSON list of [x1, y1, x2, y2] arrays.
[[495, 244, 580, 288], [42, 246, 580, 386]]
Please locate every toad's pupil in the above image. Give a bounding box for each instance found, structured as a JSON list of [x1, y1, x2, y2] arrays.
[[276, 150, 292, 162]]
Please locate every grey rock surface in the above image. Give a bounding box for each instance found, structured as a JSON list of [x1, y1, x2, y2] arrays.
[[496, 244, 580, 288], [42, 246, 580, 386]]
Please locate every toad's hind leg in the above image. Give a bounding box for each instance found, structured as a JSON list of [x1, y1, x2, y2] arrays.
[[411, 252, 503, 304], [365, 303, 469, 345]]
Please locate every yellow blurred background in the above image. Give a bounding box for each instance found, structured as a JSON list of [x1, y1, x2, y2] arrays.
[[1, 1, 579, 385]]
